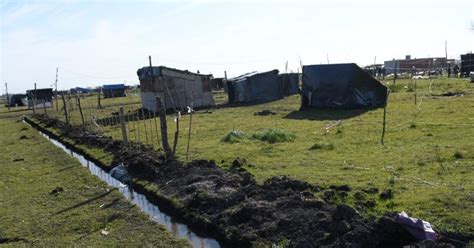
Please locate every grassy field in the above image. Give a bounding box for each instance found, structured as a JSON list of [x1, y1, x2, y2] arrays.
[[0, 115, 189, 247], [5, 76, 474, 236]]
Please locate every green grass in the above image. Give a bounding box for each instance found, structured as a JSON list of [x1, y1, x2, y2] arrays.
[[221, 130, 247, 143], [0, 117, 189, 247], [251, 128, 296, 144], [3, 76, 474, 237]]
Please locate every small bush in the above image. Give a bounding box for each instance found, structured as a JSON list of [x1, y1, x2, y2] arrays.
[[387, 83, 403, 93], [310, 142, 335, 150], [409, 123, 416, 129], [251, 129, 296, 144], [221, 130, 246, 143], [453, 151, 464, 159]]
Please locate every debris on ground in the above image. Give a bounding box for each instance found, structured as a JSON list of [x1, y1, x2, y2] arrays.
[[12, 158, 24, 162], [254, 109, 277, 116], [396, 211, 436, 241], [50, 186, 64, 195], [110, 163, 132, 184], [101, 228, 109, 236]]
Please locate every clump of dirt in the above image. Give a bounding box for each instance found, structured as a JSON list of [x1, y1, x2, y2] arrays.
[[28, 114, 466, 247], [50, 186, 64, 195], [19, 135, 28, 140], [12, 158, 24, 162], [254, 109, 277, 116]]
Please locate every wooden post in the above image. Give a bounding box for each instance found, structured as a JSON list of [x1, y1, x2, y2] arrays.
[[119, 106, 127, 142], [153, 111, 160, 148], [141, 107, 149, 145], [172, 111, 180, 157], [414, 80, 417, 105], [61, 93, 69, 124], [55, 67, 59, 112], [157, 96, 173, 159], [5, 83, 9, 111], [32, 83, 37, 114], [77, 95, 85, 131], [381, 92, 389, 145], [186, 107, 194, 160], [97, 87, 102, 109], [393, 62, 397, 85]]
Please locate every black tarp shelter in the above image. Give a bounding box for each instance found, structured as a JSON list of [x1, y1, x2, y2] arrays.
[[26, 88, 54, 108], [460, 53, 474, 77], [227, 69, 280, 103], [6, 94, 27, 107], [102, 84, 126, 98], [301, 63, 387, 108], [278, 73, 300, 96]]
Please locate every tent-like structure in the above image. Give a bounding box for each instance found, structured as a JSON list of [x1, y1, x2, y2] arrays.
[[227, 70, 280, 104], [102, 84, 126, 98], [26, 88, 54, 109], [301, 63, 387, 108], [278, 73, 300, 96], [6, 94, 27, 107], [460, 53, 474, 77], [137, 66, 215, 112]]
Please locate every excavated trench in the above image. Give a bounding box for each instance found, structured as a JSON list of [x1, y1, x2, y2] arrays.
[[24, 119, 219, 248], [24, 114, 464, 248]]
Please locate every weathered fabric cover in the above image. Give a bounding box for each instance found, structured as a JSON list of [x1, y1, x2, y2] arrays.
[[302, 63, 387, 108], [227, 70, 281, 103]]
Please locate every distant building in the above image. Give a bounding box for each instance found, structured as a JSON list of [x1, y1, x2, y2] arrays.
[[71, 87, 93, 94], [137, 66, 214, 112], [301, 63, 387, 109], [102, 84, 126, 98], [460, 53, 474, 77], [384, 55, 447, 74], [26, 88, 54, 109]]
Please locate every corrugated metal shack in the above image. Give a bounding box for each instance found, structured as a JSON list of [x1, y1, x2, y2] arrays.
[[137, 66, 215, 112]]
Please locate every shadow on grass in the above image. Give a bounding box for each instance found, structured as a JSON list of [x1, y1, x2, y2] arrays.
[[284, 108, 372, 121], [54, 188, 117, 215]]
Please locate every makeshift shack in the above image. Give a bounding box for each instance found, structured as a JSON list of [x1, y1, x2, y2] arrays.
[[211, 78, 225, 90], [102, 84, 126, 98], [301, 63, 387, 108], [227, 70, 280, 103], [137, 66, 215, 112], [278, 73, 300, 96], [6, 94, 27, 107], [26, 88, 54, 108], [460, 53, 474, 77]]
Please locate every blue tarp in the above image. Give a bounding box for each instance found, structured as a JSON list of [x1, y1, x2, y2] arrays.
[[302, 63, 387, 108]]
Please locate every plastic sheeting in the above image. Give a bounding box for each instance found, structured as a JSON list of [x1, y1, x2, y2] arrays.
[[396, 211, 436, 241], [278, 73, 300, 96], [301, 63, 387, 108], [227, 70, 281, 103]]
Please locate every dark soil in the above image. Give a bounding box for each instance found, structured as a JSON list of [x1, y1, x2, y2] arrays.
[[26, 114, 469, 247]]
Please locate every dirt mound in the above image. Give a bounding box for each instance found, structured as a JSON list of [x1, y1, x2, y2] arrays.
[[28, 114, 464, 247]]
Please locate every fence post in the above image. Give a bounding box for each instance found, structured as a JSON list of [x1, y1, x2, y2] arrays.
[[156, 96, 173, 159], [381, 91, 390, 145], [77, 95, 85, 131], [186, 106, 194, 160], [61, 93, 69, 124], [120, 106, 127, 143]]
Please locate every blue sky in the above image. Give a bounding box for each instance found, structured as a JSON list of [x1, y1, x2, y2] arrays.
[[1, 0, 473, 93]]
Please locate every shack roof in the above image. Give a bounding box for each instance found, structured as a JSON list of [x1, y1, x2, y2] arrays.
[[137, 66, 212, 80], [102, 84, 125, 90]]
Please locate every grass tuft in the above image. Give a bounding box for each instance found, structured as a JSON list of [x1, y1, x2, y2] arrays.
[[453, 151, 464, 159], [251, 128, 296, 144], [221, 130, 246, 143], [310, 142, 335, 150]]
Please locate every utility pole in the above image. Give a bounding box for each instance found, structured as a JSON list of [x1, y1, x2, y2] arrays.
[[5, 83, 10, 111], [445, 41, 448, 71], [55, 67, 59, 112]]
